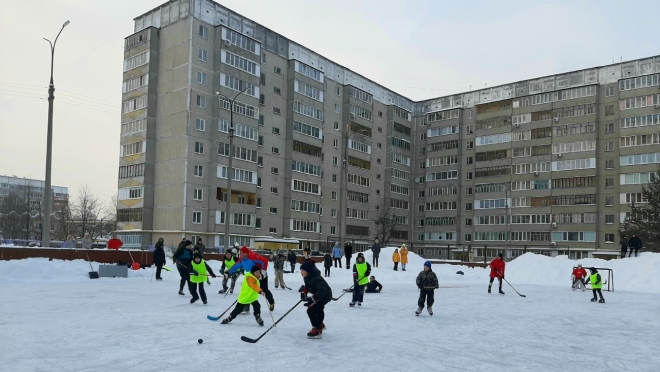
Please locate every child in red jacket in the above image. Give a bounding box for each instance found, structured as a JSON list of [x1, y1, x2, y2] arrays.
[[572, 264, 587, 291], [488, 253, 506, 294]]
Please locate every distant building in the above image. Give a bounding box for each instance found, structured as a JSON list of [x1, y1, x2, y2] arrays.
[[115, 0, 659, 260], [0, 175, 69, 240]]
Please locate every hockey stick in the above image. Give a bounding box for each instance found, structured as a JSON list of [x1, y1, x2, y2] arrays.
[[207, 299, 238, 321], [496, 270, 526, 297], [241, 300, 303, 343], [332, 275, 366, 301]]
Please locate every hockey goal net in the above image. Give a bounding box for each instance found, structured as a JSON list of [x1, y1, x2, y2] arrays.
[[572, 267, 614, 292]]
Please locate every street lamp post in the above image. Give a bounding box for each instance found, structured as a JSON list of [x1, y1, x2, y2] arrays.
[[42, 20, 70, 248], [339, 123, 369, 249], [215, 86, 253, 251]]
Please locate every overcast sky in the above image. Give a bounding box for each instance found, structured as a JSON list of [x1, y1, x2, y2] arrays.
[[1, 0, 658, 204]]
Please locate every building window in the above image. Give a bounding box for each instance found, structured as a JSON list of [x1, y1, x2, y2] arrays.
[[605, 196, 614, 206], [465, 218, 472, 226], [269, 228, 277, 234], [333, 139, 339, 148], [605, 178, 614, 188], [605, 233, 615, 243], [605, 160, 614, 169], [465, 203, 473, 211], [272, 127, 280, 135], [332, 191, 337, 200], [465, 234, 472, 242], [605, 215, 615, 224], [194, 165, 203, 177], [195, 118, 205, 131], [193, 189, 203, 201], [198, 49, 207, 62], [605, 87, 615, 97], [274, 87, 281, 95], [605, 141, 614, 151], [256, 198, 261, 208], [270, 187, 278, 194], [605, 123, 614, 133], [466, 141, 474, 149], [259, 94, 265, 105], [258, 136, 263, 146], [273, 107, 281, 115], [272, 147, 279, 154], [605, 105, 614, 116], [194, 142, 204, 154], [256, 218, 261, 229], [257, 177, 262, 187], [196, 95, 206, 108], [257, 156, 263, 166], [198, 25, 208, 39], [197, 72, 207, 85], [332, 174, 337, 182], [334, 122, 339, 130], [271, 167, 279, 174], [192, 211, 202, 224], [274, 66, 281, 75], [270, 207, 278, 214]]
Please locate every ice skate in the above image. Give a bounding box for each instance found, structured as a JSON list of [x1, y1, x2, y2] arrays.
[[499, 289, 505, 295], [220, 317, 233, 324], [427, 305, 433, 316], [358, 302, 362, 306], [320, 322, 326, 330], [349, 302, 356, 307], [488, 286, 491, 294], [178, 290, 185, 295], [591, 297, 597, 302], [415, 306, 423, 316], [218, 289, 226, 294], [307, 328, 322, 339], [598, 298, 605, 303], [255, 316, 264, 326], [190, 297, 198, 304]]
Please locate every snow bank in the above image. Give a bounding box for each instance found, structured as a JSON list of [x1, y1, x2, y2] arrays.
[[2, 248, 659, 293]]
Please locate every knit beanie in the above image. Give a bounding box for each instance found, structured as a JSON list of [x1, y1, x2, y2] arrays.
[[300, 261, 315, 274], [424, 261, 432, 269], [184, 240, 193, 247], [251, 264, 262, 274]]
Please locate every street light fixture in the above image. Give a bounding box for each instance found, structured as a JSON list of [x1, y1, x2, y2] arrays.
[[42, 20, 70, 249], [339, 123, 370, 249], [215, 86, 254, 251]]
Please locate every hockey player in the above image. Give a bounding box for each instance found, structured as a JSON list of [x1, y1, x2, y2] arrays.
[[571, 264, 587, 291], [488, 253, 506, 294], [585, 267, 605, 303], [415, 261, 439, 316], [189, 253, 216, 304], [227, 246, 275, 311], [350, 252, 371, 307], [299, 261, 332, 339], [365, 276, 383, 293], [173, 239, 194, 295], [273, 250, 288, 289], [221, 265, 265, 326], [218, 250, 238, 294]]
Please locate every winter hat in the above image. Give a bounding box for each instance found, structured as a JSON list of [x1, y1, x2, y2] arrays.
[[251, 264, 262, 274], [498, 253, 503, 258], [300, 261, 315, 274], [424, 261, 432, 269], [184, 240, 193, 247], [589, 267, 597, 273], [193, 253, 203, 261], [357, 252, 364, 258], [240, 246, 251, 254]]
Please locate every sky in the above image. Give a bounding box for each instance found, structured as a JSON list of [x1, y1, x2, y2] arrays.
[[0, 0, 659, 204]]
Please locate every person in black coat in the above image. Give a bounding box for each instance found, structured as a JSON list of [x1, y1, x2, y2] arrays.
[[323, 251, 332, 277], [365, 276, 383, 293], [299, 261, 332, 339], [344, 241, 353, 269], [287, 250, 297, 273], [153, 238, 166, 280], [628, 234, 642, 257], [173, 240, 194, 295], [371, 239, 381, 268]]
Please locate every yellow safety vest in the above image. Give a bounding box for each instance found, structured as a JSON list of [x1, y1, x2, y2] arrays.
[[238, 272, 260, 304], [190, 259, 208, 284], [590, 273, 602, 289]]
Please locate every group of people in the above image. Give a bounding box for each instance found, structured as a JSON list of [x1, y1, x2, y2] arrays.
[[619, 234, 643, 258], [391, 244, 409, 271], [571, 263, 606, 303]]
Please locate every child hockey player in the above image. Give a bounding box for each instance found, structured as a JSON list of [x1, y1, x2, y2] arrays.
[[273, 250, 288, 289], [392, 248, 400, 271], [585, 267, 605, 303], [572, 263, 587, 291], [415, 261, 439, 316], [488, 253, 506, 294], [189, 253, 216, 304], [365, 276, 383, 293], [299, 261, 332, 339], [219, 250, 238, 294], [173, 240, 194, 295], [323, 251, 332, 277], [350, 252, 371, 307], [227, 246, 275, 311], [221, 265, 266, 326]]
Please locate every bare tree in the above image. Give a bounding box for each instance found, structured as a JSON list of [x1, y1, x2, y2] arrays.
[[69, 186, 114, 242], [372, 202, 400, 248], [0, 191, 24, 239]]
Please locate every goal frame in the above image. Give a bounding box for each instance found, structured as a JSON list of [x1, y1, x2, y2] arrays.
[[593, 267, 614, 292]]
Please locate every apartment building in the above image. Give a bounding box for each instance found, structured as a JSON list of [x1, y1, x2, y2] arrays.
[[116, 0, 660, 258]]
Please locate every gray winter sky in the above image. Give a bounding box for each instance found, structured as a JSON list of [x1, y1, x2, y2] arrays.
[[0, 0, 658, 203]]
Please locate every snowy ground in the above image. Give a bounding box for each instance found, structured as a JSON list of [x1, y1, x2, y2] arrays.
[[1, 249, 659, 371]]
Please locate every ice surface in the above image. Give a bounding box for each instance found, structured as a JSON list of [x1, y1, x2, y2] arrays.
[[1, 249, 658, 371]]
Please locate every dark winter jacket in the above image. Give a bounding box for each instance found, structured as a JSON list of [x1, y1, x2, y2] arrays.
[[194, 243, 206, 253], [173, 247, 193, 269], [619, 237, 629, 250], [302, 267, 333, 304], [416, 270, 439, 290], [344, 243, 353, 258], [153, 240, 166, 265], [273, 254, 287, 271], [629, 236, 642, 249], [323, 253, 332, 268], [365, 279, 383, 293], [371, 243, 381, 258], [287, 251, 297, 263]]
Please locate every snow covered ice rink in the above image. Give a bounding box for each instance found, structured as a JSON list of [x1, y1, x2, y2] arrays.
[[1, 248, 659, 372]]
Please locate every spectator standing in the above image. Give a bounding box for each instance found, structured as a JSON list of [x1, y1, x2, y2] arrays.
[[331, 242, 342, 268], [81, 233, 92, 250], [153, 237, 166, 280], [629, 234, 642, 257], [344, 241, 353, 269], [619, 234, 629, 259], [107, 235, 123, 250], [371, 239, 381, 268]]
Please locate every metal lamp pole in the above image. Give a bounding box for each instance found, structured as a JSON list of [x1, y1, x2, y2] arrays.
[[42, 20, 70, 248], [215, 86, 253, 251]]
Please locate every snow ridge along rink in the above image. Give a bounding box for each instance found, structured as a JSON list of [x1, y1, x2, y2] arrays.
[[1, 248, 659, 371]]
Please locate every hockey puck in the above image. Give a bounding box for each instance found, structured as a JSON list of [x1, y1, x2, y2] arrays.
[[198, 339, 203, 344]]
